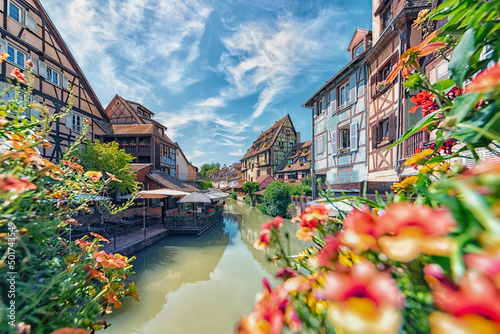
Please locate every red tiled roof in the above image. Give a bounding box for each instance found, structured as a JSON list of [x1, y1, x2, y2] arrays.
[[256, 175, 274, 184], [129, 163, 152, 171], [110, 124, 154, 135], [241, 115, 291, 161]]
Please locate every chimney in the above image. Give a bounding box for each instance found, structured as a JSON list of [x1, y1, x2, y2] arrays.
[[296, 131, 301, 143]]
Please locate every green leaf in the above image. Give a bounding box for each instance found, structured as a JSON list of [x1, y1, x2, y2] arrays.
[[433, 79, 455, 93], [386, 109, 441, 150], [449, 28, 476, 86], [448, 93, 479, 122]]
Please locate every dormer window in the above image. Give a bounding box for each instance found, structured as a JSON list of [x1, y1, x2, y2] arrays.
[[354, 43, 364, 57]]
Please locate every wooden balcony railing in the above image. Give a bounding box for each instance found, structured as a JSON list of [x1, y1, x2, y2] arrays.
[[403, 130, 428, 158]]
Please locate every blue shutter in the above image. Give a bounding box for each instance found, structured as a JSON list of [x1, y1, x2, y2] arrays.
[[349, 72, 357, 103], [331, 89, 337, 113]]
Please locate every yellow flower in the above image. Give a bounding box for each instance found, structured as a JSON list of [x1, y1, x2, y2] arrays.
[[84, 171, 102, 182], [405, 149, 434, 166], [391, 176, 419, 194], [339, 250, 362, 268], [420, 162, 440, 174]]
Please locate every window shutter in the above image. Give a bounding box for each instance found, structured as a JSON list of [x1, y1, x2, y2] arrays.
[[313, 102, 318, 116], [371, 124, 378, 149], [62, 74, 69, 89], [331, 130, 338, 156], [25, 12, 37, 33], [349, 72, 357, 103], [322, 95, 327, 113], [358, 84, 365, 97], [65, 111, 73, 130], [38, 60, 47, 78], [0, 38, 7, 53], [331, 89, 337, 113], [28, 55, 38, 75], [29, 96, 39, 120], [389, 113, 396, 142], [350, 122, 358, 151]]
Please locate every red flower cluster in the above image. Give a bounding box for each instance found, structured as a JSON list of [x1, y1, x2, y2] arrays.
[[409, 90, 438, 116], [291, 204, 329, 242], [254, 217, 283, 249], [93, 250, 127, 269]]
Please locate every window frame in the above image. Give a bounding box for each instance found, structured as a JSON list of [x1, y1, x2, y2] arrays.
[[381, 4, 392, 32], [339, 81, 350, 109], [354, 43, 364, 57], [8, 1, 22, 24], [46, 67, 61, 86], [7, 44, 27, 68], [338, 127, 351, 154], [72, 113, 83, 133]]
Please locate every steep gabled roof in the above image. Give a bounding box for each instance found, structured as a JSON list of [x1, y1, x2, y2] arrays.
[[347, 28, 371, 51], [241, 114, 293, 161], [256, 175, 275, 185], [275, 141, 312, 173]]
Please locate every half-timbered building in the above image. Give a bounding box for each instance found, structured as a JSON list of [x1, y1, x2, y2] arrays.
[[0, 0, 108, 161], [366, 0, 431, 181], [100, 94, 178, 175], [240, 115, 298, 182], [303, 28, 372, 196], [274, 141, 312, 184]]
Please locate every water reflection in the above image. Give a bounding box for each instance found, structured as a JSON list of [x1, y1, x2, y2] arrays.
[[104, 200, 296, 334]]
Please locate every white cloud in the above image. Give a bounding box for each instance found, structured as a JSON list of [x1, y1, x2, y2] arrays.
[[43, 0, 212, 103]]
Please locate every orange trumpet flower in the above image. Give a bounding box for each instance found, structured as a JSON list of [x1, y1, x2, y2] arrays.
[[386, 30, 446, 84]]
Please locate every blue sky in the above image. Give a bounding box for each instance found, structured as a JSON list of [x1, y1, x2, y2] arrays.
[[43, 0, 372, 168]]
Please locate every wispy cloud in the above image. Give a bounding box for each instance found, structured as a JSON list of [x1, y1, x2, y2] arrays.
[[43, 0, 211, 104]]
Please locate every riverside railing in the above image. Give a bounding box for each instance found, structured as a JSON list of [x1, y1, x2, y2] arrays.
[[67, 215, 163, 251], [164, 206, 224, 235]]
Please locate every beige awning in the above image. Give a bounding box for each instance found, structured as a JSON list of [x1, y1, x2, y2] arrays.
[[138, 189, 190, 198]]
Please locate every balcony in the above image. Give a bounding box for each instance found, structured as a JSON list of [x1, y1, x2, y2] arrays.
[[259, 160, 268, 167], [403, 130, 429, 158], [121, 144, 151, 155], [241, 165, 248, 172]]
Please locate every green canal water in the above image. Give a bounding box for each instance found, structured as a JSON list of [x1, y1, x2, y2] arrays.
[[102, 200, 302, 334]]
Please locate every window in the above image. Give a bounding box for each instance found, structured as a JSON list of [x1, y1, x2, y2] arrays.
[[7, 45, 26, 68], [287, 159, 293, 164], [339, 128, 350, 153], [72, 113, 83, 132], [372, 114, 395, 149], [381, 6, 391, 31], [8, 1, 21, 23], [380, 63, 392, 82], [354, 43, 364, 57], [339, 82, 350, 108], [338, 169, 352, 184], [47, 68, 59, 85]]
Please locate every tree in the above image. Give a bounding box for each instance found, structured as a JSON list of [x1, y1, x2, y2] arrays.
[[242, 181, 260, 205], [200, 162, 221, 180], [76, 140, 137, 193]]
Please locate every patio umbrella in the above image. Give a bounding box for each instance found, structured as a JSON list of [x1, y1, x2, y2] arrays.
[[178, 192, 212, 203]]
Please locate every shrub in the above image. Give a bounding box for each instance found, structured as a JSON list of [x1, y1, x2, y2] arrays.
[[257, 203, 267, 214], [230, 191, 237, 199], [243, 195, 252, 206], [262, 181, 290, 217]]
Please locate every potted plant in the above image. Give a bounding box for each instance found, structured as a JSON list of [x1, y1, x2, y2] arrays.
[[287, 163, 291, 168]]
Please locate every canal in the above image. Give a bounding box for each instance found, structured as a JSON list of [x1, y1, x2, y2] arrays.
[[103, 200, 302, 334]]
